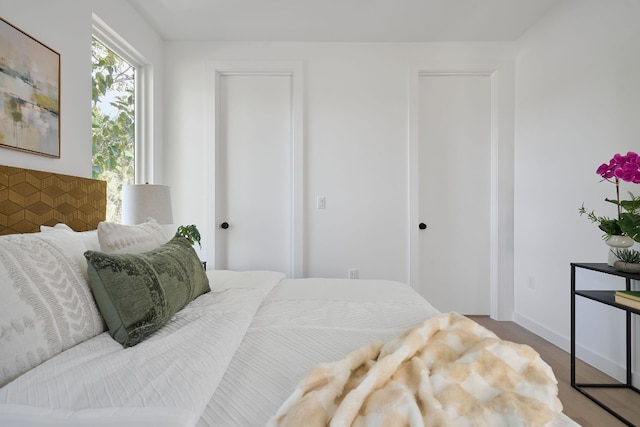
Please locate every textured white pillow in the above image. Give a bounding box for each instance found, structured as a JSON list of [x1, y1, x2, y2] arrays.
[[97, 218, 169, 254], [0, 231, 106, 387], [40, 223, 100, 251]]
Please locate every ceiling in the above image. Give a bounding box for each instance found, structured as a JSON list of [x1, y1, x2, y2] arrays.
[[127, 0, 563, 42]]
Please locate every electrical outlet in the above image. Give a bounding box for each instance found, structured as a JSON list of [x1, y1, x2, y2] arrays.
[[528, 276, 535, 290], [317, 196, 326, 209], [348, 268, 358, 279]]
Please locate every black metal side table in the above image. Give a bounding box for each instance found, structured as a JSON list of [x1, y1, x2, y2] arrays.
[[571, 262, 640, 426]]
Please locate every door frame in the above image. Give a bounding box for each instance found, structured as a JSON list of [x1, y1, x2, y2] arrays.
[[408, 62, 514, 320], [205, 61, 304, 278]]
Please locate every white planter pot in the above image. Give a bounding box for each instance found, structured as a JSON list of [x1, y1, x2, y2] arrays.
[[605, 235, 635, 266]]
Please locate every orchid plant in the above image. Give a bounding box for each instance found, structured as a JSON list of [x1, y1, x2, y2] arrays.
[[579, 151, 640, 242]]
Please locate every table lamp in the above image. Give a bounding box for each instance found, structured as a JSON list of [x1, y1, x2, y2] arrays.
[[122, 184, 174, 225]]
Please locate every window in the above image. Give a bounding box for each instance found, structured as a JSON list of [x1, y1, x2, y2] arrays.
[[91, 37, 135, 223]]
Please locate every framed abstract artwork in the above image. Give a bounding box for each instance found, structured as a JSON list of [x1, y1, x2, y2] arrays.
[[0, 17, 60, 158]]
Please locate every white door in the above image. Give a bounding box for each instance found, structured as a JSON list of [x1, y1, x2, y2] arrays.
[[415, 74, 491, 314], [215, 74, 292, 275]]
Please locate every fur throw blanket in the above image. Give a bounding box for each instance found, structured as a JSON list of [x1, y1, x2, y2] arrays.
[[269, 312, 563, 427]]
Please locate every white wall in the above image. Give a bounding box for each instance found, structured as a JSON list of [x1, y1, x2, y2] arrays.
[[164, 42, 514, 286], [0, 0, 164, 181], [514, 0, 640, 379]]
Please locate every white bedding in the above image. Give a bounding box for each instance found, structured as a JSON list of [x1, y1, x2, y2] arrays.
[[197, 276, 440, 426], [0, 271, 580, 427], [0, 271, 283, 426]]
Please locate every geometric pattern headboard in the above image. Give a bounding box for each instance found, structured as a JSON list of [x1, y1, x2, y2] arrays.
[[0, 165, 106, 235]]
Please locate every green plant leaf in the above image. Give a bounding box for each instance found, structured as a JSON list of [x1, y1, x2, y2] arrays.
[[612, 248, 640, 263], [598, 218, 622, 236], [177, 225, 202, 248], [620, 198, 640, 213], [618, 213, 640, 242]]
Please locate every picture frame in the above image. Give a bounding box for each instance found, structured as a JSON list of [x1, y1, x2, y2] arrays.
[[0, 17, 60, 158]]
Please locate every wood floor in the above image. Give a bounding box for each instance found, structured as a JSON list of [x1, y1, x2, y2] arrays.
[[468, 316, 640, 427]]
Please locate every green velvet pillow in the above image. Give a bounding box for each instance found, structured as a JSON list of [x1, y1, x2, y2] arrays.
[[84, 233, 210, 347]]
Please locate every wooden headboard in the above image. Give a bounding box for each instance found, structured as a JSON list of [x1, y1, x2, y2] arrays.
[[0, 165, 106, 235]]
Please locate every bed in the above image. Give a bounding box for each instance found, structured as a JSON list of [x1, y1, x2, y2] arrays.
[[0, 166, 580, 427]]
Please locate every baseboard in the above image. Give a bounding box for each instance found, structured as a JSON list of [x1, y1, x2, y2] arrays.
[[513, 311, 632, 383], [512, 312, 570, 351]]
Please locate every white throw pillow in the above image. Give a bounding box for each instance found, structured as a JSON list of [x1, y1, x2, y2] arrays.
[[40, 223, 100, 251], [97, 217, 169, 254], [0, 231, 106, 387]]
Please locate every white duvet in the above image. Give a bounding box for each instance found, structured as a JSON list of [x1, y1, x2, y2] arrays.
[[0, 271, 283, 427], [0, 271, 580, 427], [197, 276, 442, 427]]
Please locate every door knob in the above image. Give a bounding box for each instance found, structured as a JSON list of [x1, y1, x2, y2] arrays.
[[220, 222, 229, 229], [419, 223, 427, 230]]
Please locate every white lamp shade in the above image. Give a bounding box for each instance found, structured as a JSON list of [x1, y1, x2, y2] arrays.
[[122, 184, 174, 225]]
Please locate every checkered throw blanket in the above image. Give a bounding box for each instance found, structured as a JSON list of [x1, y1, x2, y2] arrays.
[[269, 312, 563, 427]]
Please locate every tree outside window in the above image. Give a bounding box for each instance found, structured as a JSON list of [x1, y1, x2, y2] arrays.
[[91, 38, 134, 223]]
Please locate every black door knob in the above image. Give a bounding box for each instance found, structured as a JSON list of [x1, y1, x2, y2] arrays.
[[419, 223, 427, 230], [220, 222, 229, 229]]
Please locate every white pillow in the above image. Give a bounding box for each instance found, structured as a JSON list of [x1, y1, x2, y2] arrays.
[[0, 231, 106, 387], [40, 223, 100, 251], [97, 217, 169, 254]]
